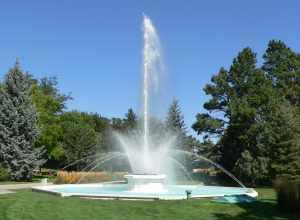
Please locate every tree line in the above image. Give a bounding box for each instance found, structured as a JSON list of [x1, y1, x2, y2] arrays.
[[0, 40, 299, 186], [0, 62, 195, 180]]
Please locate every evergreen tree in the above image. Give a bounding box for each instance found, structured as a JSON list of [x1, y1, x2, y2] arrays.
[[110, 109, 137, 133], [268, 103, 300, 177], [193, 48, 274, 184], [124, 108, 137, 129], [166, 99, 187, 134], [0, 61, 45, 180], [262, 40, 300, 178], [166, 99, 199, 151], [263, 40, 300, 107]]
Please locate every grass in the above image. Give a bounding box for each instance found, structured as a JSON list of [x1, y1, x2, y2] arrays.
[[0, 188, 299, 220]]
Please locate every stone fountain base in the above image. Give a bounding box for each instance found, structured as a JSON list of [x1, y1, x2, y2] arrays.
[[124, 174, 166, 193]]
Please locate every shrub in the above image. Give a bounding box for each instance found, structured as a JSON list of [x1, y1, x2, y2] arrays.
[[0, 165, 10, 181], [274, 175, 300, 213], [54, 171, 126, 184]]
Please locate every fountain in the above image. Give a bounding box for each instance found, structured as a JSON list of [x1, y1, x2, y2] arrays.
[[112, 15, 173, 190], [32, 15, 258, 201]]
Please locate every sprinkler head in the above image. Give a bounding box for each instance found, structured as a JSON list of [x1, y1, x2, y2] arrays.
[[186, 190, 192, 200]]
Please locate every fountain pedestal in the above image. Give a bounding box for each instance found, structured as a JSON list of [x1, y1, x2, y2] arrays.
[[125, 174, 166, 193]]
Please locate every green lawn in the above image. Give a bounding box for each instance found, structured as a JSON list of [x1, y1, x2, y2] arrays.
[[0, 188, 299, 220]]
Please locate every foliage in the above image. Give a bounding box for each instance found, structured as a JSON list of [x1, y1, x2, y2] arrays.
[[110, 108, 138, 133], [30, 77, 71, 162], [59, 111, 101, 169], [1, 40, 298, 187], [0, 164, 9, 181], [193, 48, 271, 184], [0, 61, 45, 181], [124, 108, 138, 129], [274, 175, 300, 213], [268, 103, 300, 178], [166, 99, 187, 134], [165, 99, 187, 148], [193, 41, 300, 185], [262, 40, 300, 179], [262, 40, 300, 107], [166, 99, 201, 151]]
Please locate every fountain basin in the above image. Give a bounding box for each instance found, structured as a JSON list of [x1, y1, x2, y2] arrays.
[[32, 183, 257, 200]]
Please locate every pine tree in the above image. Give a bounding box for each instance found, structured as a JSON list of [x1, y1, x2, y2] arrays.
[[165, 99, 198, 151], [166, 99, 187, 134], [0, 61, 45, 180], [262, 40, 300, 178], [263, 40, 300, 107], [268, 103, 300, 177], [193, 48, 274, 184], [124, 108, 137, 129]]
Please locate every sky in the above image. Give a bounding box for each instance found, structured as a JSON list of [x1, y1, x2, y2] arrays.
[[0, 0, 299, 135]]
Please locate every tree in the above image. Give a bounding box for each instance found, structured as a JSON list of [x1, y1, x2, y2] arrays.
[[166, 99, 187, 149], [261, 40, 300, 178], [59, 111, 100, 169], [268, 103, 300, 178], [262, 40, 300, 107], [234, 150, 268, 186], [30, 77, 71, 163], [124, 108, 137, 129], [110, 108, 138, 133], [193, 48, 274, 184], [0, 61, 45, 180], [89, 113, 110, 134], [111, 118, 126, 131], [61, 121, 99, 170], [166, 99, 200, 151], [193, 41, 300, 184], [166, 99, 187, 134]]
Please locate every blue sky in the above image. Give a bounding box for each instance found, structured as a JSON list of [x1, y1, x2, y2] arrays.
[[0, 1, 299, 135]]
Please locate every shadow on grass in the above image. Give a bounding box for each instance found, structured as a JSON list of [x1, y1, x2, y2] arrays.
[[214, 199, 300, 220]]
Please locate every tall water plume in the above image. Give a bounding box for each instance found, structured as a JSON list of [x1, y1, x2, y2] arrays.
[[142, 15, 164, 172]]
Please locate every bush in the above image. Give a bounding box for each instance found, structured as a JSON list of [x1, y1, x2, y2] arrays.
[[0, 165, 10, 181], [54, 171, 126, 184], [274, 175, 300, 213]]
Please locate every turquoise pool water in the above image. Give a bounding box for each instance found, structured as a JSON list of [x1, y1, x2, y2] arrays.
[[43, 184, 254, 200]]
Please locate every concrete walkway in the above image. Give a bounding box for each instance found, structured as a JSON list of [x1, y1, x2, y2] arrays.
[[0, 183, 52, 194], [0, 189, 15, 194]]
